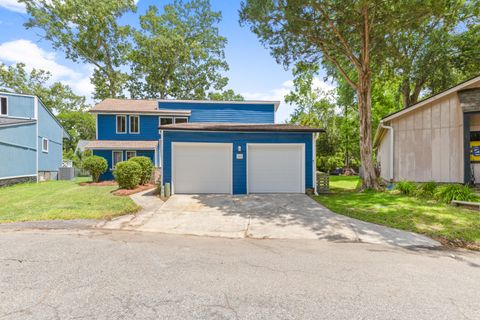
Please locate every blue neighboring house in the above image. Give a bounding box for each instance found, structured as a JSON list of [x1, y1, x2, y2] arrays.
[[86, 98, 323, 194], [0, 92, 69, 186]]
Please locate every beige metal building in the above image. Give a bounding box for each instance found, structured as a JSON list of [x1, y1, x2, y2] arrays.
[[374, 75, 480, 184]]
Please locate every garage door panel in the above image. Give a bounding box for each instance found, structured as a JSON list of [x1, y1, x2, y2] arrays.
[[248, 144, 304, 193], [173, 143, 232, 194]]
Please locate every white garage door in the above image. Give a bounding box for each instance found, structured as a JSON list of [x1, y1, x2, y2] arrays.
[[172, 143, 232, 194], [247, 144, 305, 193]]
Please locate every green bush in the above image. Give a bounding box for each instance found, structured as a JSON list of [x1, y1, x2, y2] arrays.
[[113, 161, 142, 189], [434, 184, 477, 203], [83, 155, 108, 182], [395, 180, 416, 195], [129, 156, 153, 185], [415, 181, 438, 198]]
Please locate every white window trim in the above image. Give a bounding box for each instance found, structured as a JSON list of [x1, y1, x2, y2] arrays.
[[129, 115, 140, 134], [116, 115, 126, 134], [159, 116, 174, 127], [174, 116, 189, 124], [0, 96, 8, 116], [41, 137, 49, 153], [112, 150, 123, 169], [126, 150, 137, 160]]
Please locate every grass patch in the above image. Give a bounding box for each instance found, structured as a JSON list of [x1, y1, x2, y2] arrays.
[[0, 178, 140, 223], [314, 176, 480, 249]]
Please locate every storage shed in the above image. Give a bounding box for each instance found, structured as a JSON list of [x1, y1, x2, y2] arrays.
[[374, 75, 480, 184]]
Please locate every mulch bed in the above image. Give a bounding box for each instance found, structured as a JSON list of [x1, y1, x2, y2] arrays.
[[112, 184, 157, 196], [79, 180, 157, 197]]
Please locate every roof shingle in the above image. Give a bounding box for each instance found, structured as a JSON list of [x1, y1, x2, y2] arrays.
[[89, 98, 191, 115]]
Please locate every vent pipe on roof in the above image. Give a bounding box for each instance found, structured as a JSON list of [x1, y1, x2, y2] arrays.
[[380, 121, 394, 181]]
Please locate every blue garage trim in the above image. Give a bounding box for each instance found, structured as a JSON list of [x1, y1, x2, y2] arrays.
[[93, 149, 156, 181], [162, 131, 313, 194]]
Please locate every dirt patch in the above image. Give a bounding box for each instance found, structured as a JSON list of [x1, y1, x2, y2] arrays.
[[112, 184, 157, 196], [79, 181, 118, 187]]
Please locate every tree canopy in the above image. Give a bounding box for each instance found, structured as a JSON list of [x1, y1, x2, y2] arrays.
[[240, 0, 477, 188], [20, 0, 136, 100], [129, 0, 230, 99]]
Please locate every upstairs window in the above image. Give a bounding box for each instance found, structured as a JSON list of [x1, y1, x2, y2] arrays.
[[159, 117, 173, 126], [0, 97, 7, 116], [130, 115, 139, 134], [116, 115, 126, 133], [175, 117, 188, 124], [42, 138, 49, 153]]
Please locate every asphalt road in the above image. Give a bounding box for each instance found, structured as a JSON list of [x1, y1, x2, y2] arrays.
[[0, 229, 479, 320]]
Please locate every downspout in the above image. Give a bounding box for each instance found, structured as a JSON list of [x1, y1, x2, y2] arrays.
[[379, 121, 394, 182], [313, 132, 320, 195]]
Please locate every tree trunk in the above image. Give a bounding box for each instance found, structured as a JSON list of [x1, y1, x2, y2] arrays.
[[401, 78, 411, 108], [357, 72, 379, 189]]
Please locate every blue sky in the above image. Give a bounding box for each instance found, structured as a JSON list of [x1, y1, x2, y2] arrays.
[[0, 0, 332, 122]]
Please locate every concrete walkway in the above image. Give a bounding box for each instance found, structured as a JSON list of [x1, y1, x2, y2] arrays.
[[98, 193, 440, 248]]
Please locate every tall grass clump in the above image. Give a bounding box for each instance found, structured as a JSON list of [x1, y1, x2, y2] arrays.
[[434, 184, 477, 203], [415, 181, 438, 198], [395, 181, 416, 195]]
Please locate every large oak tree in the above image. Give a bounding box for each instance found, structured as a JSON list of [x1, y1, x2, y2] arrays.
[[240, 0, 446, 188]]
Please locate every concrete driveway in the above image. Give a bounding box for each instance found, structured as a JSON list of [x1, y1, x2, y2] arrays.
[[99, 192, 439, 248]]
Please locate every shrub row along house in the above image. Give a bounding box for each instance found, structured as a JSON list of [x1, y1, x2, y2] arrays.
[[375, 75, 480, 184], [0, 92, 68, 186], [85, 99, 323, 194]]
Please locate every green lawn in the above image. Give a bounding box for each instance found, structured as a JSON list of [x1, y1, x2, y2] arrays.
[[0, 178, 140, 223], [314, 176, 480, 249]]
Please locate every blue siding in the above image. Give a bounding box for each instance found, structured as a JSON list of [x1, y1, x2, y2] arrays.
[[37, 101, 64, 172], [0, 93, 35, 118], [159, 102, 275, 123], [0, 123, 37, 178], [97, 114, 160, 140], [93, 149, 155, 181], [162, 131, 313, 194]]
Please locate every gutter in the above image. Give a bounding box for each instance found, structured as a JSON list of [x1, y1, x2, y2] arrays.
[[379, 121, 394, 181]]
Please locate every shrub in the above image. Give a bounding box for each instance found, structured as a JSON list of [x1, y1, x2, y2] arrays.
[[113, 161, 142, 189], [129, 156, 153, 185], [395, 180, 416, 195], [415, 181, 438, 198], [434, 184, 477, 203], [83, 156, 108, 182]]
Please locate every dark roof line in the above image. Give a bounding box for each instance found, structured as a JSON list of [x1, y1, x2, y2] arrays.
[[159, 122, 325, 133], [0, 117, 36, 127]]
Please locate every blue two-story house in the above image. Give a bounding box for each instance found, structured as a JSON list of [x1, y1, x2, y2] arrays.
[[86, 98, 323, 194], [0, 92, 69, 186]]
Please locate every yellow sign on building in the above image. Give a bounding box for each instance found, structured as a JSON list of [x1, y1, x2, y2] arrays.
[[470, 141, 480, 162]]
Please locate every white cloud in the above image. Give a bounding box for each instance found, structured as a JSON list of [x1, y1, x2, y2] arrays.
[[0, 0, 26, 13], [242, 78, 335, 123], [0, 39, 94, 99], [0, 40, 77, 79]]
